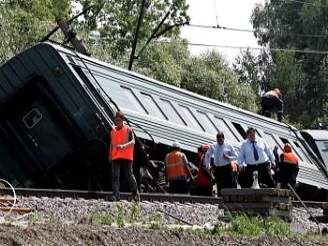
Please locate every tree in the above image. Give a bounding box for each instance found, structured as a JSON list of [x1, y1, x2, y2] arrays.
[[76, 0, 189, 59], [247, 0, 328, 127], [135, 42, 258, 112], [234, 49, 273, 94], [0, 0, 71, 63], [181, 51, 258, 112]]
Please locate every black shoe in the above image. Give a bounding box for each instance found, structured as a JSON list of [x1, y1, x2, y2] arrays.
[[111, 195, 120, 202], [132, 193, 140, 202]]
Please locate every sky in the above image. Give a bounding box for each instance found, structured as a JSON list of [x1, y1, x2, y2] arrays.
[[180, 0, 265, 64]]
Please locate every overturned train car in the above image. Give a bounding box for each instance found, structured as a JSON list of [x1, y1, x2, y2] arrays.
[[0, 42, 327, 198]]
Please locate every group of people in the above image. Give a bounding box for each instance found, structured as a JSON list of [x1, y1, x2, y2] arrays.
[[108, 104, 297, 201], [165, 127, 299, 196]]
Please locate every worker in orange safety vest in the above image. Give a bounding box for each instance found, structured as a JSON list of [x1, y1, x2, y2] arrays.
[[279, 143, 299, 189], [191, 144, 214, 196], [165, 141, 190, 194], [109, 111, 139, 201]]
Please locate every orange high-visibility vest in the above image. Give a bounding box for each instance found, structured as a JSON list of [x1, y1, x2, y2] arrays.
[[282, 152, 298, 165], [110, 124, 134, 161], [196, 153, 211, 186], [166, 151, 189, 180]]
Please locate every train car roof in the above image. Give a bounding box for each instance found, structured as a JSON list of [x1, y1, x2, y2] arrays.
[[302, 130, 328, 141]]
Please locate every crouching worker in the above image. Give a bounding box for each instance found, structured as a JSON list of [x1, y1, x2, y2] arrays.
[[261, 88, 283, 122], [279, 143, 299, 189], [165, 141, 190, 194], [109, 112, 139, 202], [205, 131, 238, 195], [191, 144, 213, 196]]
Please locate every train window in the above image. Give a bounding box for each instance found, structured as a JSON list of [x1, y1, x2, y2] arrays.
[[178, 105, 204, 131], [120, 86, 148, 114], [160, 99, 186, 125], [212, 117, 238, 142], [196, 111, 217, 134], [279, 138, 304, 161], [263, 132, 281, 150], [232, 122, 247, 139], [280, 137, 289, 144], [23, 108, 42, 129], [140, 92, 167, 120]]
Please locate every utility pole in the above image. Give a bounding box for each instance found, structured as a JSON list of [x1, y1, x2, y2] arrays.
[[57, 17, 91, 56], [128, 0, 147, 70]]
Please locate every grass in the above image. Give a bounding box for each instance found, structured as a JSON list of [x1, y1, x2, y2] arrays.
[[115, 203, 125, 228], [91, 211, 112, 226], [128, 202, 140, 224], [148, 212, 164, 230], [209, 214, 292, 237]]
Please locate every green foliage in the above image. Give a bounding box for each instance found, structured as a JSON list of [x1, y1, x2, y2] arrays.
[[128, 202, 140, 223], [181, 51, 258, 112], [115, 202, 125, 228], [78, 0, 189, 59], [148, 212, 164, 230], [28, 212, 42, 225], [91, 211, 112, 225], [0, 0, 259, 114], [220, 214, 291, 237], [0, 0, 71, 63], [248, 0, 328, 127]]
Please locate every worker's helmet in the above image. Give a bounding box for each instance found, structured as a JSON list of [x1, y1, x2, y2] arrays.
[[200, 144, 210, 152], [284, 143, 292, 153]]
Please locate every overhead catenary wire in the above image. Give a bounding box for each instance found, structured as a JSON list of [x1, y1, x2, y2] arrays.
[[154, 40, 328, 55], [184, 23, 328, 38]]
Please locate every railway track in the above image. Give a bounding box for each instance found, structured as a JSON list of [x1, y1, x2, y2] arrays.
[[1, 188, 328, 209]]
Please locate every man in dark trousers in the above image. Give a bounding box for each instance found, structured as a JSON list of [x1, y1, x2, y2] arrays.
[[261, 88, 283, 122], [204, 131, 238, 194], [237, 127, 276, 188], [109, 111, 139, 201], [278, 143, 299, 189]]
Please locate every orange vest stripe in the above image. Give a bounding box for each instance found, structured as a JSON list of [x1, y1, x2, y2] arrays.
[[110, 124, 134, 161], [283, 152, 298, 165], [166, 151, 188, 180]]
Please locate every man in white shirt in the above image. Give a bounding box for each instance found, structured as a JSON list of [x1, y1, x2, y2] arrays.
[[204, 131, 238, 193], [237, 127, 276, 188]]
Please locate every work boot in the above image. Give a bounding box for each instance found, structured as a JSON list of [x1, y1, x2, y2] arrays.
[[132, 193, 140, 202], [111, 195, 120, 202]]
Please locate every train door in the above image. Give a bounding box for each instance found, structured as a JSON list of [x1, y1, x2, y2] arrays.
[[3, 81, 74, 172]]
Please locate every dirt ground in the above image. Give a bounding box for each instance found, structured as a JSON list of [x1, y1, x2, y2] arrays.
[[0, 223, 327, 246]]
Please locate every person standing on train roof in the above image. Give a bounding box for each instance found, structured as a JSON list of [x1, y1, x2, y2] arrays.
[[165, 141, 191, 194], [278, 143, 299, 189], [204, 131, 238, 194], [109, 111, 140, 202], [260, 88, 283, 122], [237, 127, 276, 188]]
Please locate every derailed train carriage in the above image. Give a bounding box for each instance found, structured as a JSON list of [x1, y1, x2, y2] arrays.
[[0, 42, 327, 199]]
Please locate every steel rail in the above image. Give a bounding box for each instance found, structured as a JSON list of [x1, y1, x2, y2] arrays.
[[1, 188, 328, 209]]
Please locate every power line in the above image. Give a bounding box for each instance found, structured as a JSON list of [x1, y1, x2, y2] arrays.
[[184, 23, 328, 38], [155, 40, 328, 55]]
